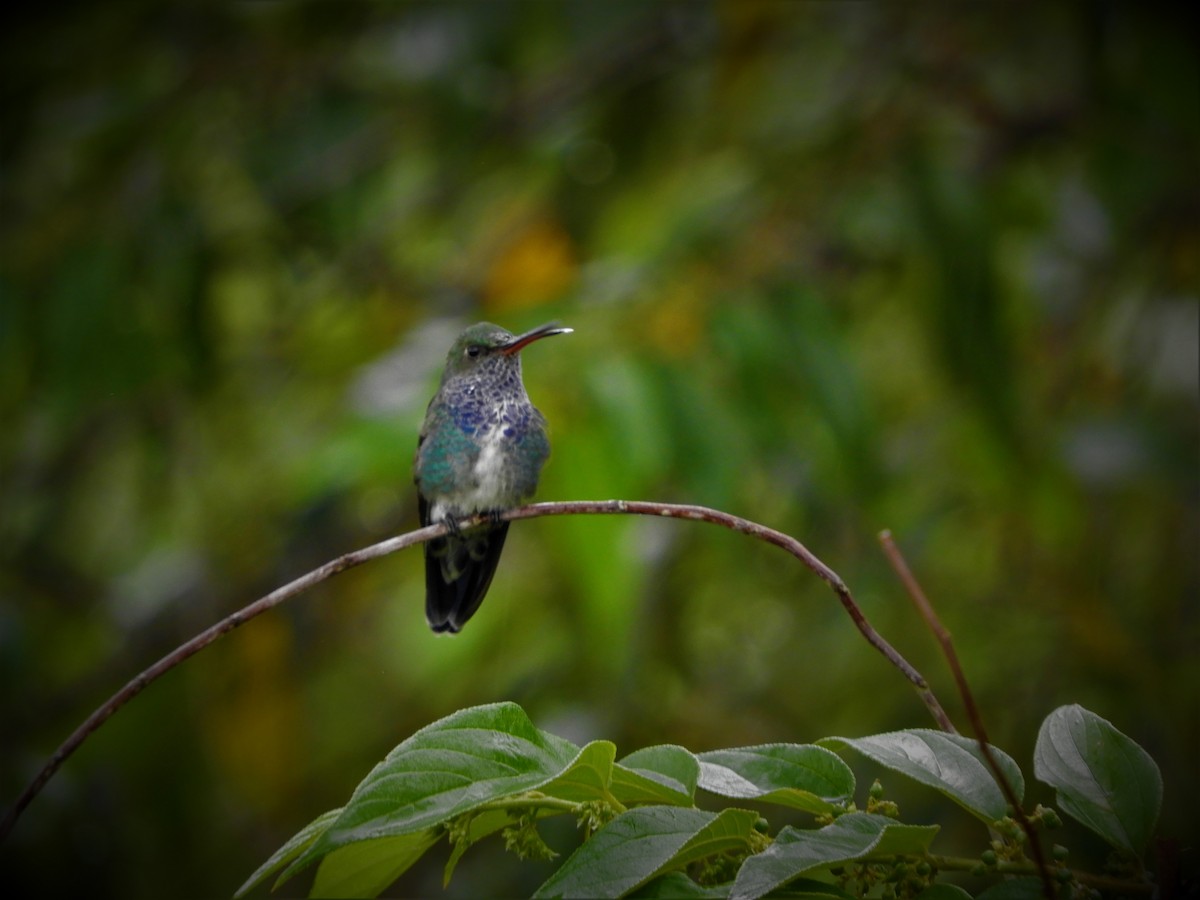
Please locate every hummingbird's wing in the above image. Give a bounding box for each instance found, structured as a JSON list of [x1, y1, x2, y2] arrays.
[[419, 494, 510, 633]]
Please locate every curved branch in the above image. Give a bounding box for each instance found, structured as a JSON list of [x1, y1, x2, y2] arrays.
[[1, 500, 952, 843], [879, 530, 1053, 899]]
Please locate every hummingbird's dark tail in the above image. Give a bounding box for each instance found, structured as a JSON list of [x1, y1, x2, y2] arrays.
[[420, 498, 510, 633]]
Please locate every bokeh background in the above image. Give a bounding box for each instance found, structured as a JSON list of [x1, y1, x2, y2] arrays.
[[2, 3, 1197, 897]]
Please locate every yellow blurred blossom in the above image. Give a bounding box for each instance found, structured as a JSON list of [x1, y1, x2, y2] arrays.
[[641, 274, 707, 359], [483, 218, 577, 312]]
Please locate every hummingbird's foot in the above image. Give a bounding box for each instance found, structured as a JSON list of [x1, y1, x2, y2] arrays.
[[436, 510, 502, 536]]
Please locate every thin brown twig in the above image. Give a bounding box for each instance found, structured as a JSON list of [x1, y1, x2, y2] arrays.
[[0, 500, 952, 843], [879, 529, 1055, 900]]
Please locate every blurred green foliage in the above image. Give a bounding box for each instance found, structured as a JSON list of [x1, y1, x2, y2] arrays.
[[2, 3, 1196, 897]]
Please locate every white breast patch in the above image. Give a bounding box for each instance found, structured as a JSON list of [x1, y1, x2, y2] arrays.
[[471, 427, 509, 500], [430, 419, 513, 522]]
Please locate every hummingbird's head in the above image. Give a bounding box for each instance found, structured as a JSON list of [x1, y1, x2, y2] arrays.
[[442, 321, 572, 380]]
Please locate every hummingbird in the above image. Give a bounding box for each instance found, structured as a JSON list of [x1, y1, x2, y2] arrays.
[[414, 321, 572, 633]]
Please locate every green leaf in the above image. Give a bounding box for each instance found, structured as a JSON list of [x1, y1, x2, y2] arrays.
[[614, 745, 699, 806], [777, 879, 858, 900], [776, 890, 855, 900], [697, 744, 855, 814], [668, 808, 762, 870], [730, 813, 938, 900], [540, 740, 619, 803], [278, 702, 580, 886], [535, 806, 713, 898], [310, 830, 440, 899], [819, 730, 1023, 823], [446, 742, 621, 891], [639, 873, 855, 900], [235, 808, 340, 897], [656, 876, 851, 900], [915, 884, 975, 900], [975, 877, 1045, 900], [1033, 704, 1162, 857], [535, 806, 758, 899], [631, 872, 730, 898]]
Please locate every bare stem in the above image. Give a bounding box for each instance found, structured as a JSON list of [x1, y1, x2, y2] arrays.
[[0, 500, 951, 842], [879, 530, 1054, 899]]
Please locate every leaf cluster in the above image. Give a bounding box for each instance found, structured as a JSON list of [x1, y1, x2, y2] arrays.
[[239, 703, 1160, 899]]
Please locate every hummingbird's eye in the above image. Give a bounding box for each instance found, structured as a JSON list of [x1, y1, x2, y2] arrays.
[[465, 345, 482, 359]]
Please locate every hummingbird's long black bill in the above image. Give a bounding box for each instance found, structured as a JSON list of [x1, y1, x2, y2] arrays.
[[499, 322, 573, 356]]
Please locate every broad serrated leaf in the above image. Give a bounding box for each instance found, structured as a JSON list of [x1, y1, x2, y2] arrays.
[[819, 731, 1023, 823], [540, 740, 618, 803], [777, 879, 858, 900], [614, 745, 699, 806], [535, 806, 756, 899], [631, 872, 730, 898], [310, 830, 440, 899], [697, 744, 854, 814], [279, 703, 579, 884], [668, 808, 761, 870], [1033, 704, 1162, 856], [235, 808, 341, 897], [612, 764, 695, 807], [551, 808, 759, 900], [633, 872, 849, 899], [730, 813, 939, 900]]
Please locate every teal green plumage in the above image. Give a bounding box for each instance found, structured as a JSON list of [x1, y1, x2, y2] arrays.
[[413, 322, 569, 632]]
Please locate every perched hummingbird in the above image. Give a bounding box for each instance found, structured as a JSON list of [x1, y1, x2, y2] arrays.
[[414, 321, 572, 633]]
